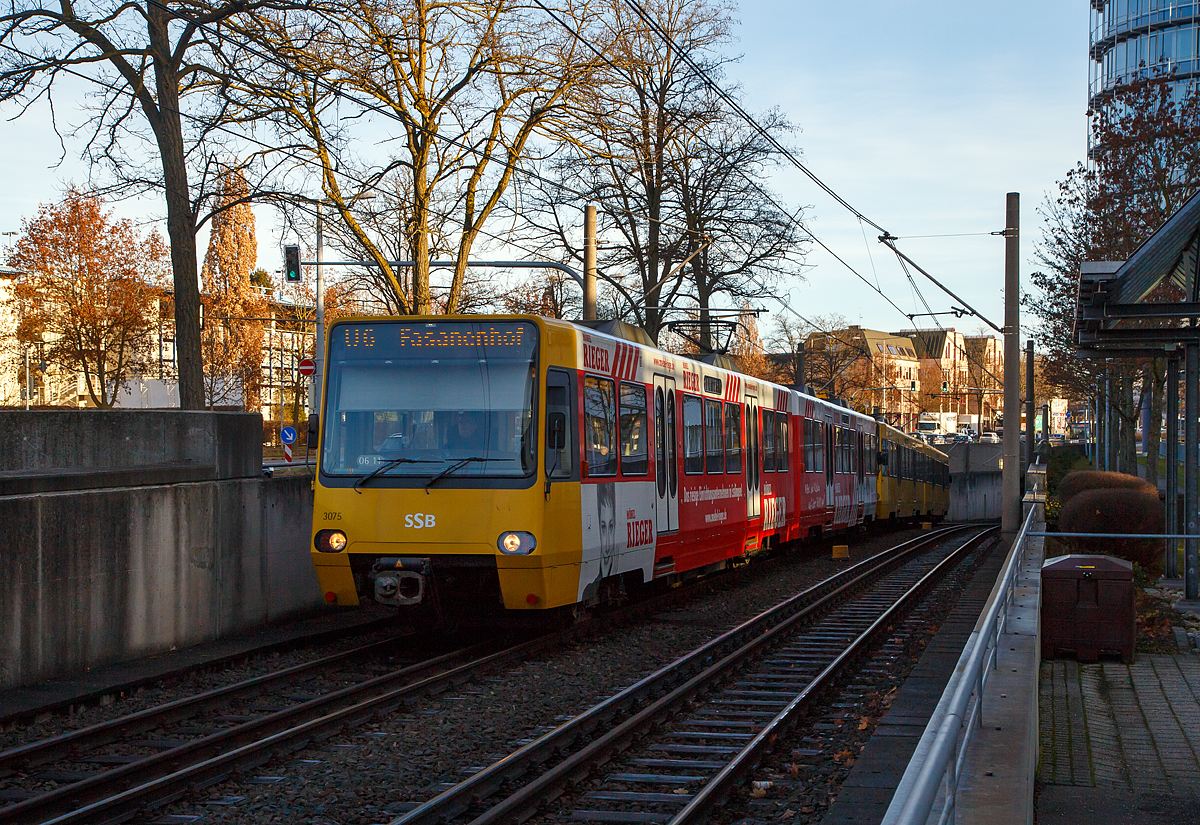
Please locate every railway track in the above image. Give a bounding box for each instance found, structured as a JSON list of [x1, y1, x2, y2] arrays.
[[0, 526, 960, 825], [387, 524, 993, 825], [0, 632, 518, 825]]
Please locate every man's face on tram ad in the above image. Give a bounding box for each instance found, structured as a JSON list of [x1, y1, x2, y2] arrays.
[[597, 482, 617, 574]]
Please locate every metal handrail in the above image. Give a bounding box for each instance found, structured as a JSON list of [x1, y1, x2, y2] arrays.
[[881, 504, 1038, 825]]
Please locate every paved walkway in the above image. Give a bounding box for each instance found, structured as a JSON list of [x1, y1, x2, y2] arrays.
[[1038, 655, 1200, 822]]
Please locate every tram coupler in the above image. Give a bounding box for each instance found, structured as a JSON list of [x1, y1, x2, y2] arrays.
[[371, 557, 431, 606]]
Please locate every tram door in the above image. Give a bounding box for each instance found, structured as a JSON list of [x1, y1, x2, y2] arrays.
[[824, 419, 835, 512], [653, 376, 678, 533], [745, 393, 761, 519]]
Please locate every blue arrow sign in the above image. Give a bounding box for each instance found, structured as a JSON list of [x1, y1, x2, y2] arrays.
[[281, 426, 297, 444]]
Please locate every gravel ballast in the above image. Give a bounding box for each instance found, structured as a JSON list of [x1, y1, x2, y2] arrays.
[[133, 529, 946, 824]]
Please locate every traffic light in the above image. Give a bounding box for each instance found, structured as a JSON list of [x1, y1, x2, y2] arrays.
[[942, 380, 949, 393], [909, 380, 916, 392], [284, 245, 302, 283]]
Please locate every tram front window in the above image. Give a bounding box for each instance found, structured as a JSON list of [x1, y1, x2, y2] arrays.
[[321, 321, 538, 482]]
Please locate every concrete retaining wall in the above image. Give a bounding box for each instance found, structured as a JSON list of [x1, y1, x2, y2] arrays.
[[0, 410, 261, 479], [947, 442, 1003, 522], [0, 411, 322, 689]]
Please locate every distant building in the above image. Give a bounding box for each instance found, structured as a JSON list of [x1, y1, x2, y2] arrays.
[[1089, 2, 1200, 108], [890, 328, 1004, 433], [963, 335, 1004, 430], [0, 266, 23, 406], [802, 325, 923, 431]]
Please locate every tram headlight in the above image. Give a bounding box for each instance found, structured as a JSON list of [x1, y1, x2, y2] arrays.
[[497, 531, 536, 555], [316, 529, 348, 553]]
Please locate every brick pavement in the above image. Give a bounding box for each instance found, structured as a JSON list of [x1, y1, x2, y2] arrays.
[[1038, 655, 1200, 823]]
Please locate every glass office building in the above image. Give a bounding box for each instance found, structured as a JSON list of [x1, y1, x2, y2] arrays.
[[1090, 0, 1200, 105]]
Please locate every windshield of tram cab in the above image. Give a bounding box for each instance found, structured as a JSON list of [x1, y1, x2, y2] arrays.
[[321, 321, 539, 481]]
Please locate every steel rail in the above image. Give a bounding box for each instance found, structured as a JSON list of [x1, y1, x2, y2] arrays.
[[669, 526, 997, 824], [0, 616, 404, 728], [5, 537, 834, 825], [883, 508, 1036, 825], [0, 641, 502, 825], [0, 634, 415, 773], [390, 525, 978, 825]]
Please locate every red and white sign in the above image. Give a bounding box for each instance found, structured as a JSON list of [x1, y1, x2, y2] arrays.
[[283, 442, 293, 463], [298, 358, 315, 377]]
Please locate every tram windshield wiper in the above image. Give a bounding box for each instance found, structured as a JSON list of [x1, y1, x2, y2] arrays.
[[354, 457, 436, 493], [424, 456, 489, 491]]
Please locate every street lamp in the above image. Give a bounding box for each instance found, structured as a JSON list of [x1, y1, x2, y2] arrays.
[[1, 231, 16, 260]]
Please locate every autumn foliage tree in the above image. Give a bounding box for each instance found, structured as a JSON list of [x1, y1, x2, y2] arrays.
[[1027, 74, 1200, 473], [201, 169, 266, 410], [8, 189, 168, 407]]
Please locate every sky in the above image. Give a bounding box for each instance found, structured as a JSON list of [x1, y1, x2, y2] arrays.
[[0, 1, 1090, 343]]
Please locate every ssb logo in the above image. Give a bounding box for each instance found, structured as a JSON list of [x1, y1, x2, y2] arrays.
[[405, 513, 437, 529]]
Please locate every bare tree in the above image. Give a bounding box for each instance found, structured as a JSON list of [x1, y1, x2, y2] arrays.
[[673, 109, 805, 349], [0, 0, 304, 408], [226, 0, 603, 314], [516, 0, 734, 340]]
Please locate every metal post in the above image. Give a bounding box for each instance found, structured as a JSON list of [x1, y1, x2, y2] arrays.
[[313, 206, 325, 414], [23, 345, 30, 411], [1105, 368, 1113, 471], [1167, 355, 1179, 578], [1002, 193, 1021, 544], [1025, 339, 1034, 471], [1185, 343, 1199, 601], [584, 204, 597, 321]]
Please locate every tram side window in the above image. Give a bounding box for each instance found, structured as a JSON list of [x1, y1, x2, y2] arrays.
[[584, 375, 617, 476], [777, 414, 789, 472], [725, 402, 742, 474], [683, 394, 704, 474], [762, 410, 776, 472], [803, 420, 813, 471], [619, 382, 649, 475], [545, 371, 574, 478], [705, 398, 724, 474], [813, 421, 825, 473]]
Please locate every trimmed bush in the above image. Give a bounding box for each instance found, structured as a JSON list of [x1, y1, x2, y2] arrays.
[[1055, 470, 1154, 506], [1046, 445, 1089, 496], [1058, 486, 1165, 574]]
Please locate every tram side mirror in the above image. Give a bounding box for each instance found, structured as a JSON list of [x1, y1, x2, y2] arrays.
[[548, 412, 566, 451], [307, 414, 319, 441], [877, 451, 888, 466]]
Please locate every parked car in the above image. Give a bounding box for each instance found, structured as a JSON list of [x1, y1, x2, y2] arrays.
[[979, 432, 1000, 444]]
